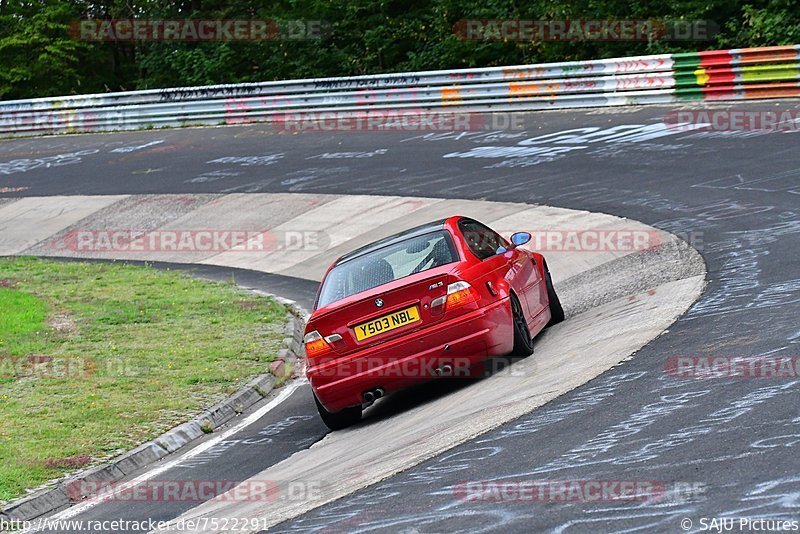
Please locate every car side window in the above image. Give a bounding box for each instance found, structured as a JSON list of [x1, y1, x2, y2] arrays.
[[459, 220, 507, 260]]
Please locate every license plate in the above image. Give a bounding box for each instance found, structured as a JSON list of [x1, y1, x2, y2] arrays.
[[353, 306, 420, 341]]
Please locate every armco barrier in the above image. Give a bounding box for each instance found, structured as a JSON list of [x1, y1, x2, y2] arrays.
[[0, 45, 798, 135]]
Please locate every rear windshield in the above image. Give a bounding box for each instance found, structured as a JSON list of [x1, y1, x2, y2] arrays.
[[316, 230, 458, 308]]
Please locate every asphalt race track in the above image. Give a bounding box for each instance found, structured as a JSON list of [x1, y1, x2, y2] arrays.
[[2, 100, 800, 533]]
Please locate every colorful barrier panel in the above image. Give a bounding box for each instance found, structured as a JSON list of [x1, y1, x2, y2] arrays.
[[0, 45, 798, 135]]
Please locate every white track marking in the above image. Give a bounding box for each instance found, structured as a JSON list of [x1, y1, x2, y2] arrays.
[[23, 379, 307, 531]]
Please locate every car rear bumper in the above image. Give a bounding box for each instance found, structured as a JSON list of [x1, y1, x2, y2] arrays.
[[307, 297, 513, 412]]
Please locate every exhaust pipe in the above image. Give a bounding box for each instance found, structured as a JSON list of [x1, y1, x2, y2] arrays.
[[362, 388, 385, 405]]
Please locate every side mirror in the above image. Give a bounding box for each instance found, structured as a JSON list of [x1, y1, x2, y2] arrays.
[[510, 232, 531, 247]]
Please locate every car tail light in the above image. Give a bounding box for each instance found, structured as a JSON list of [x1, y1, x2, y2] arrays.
[[446, 281, 480, 308], [431, 281, 480, 314], [304, 330, 331, 358]]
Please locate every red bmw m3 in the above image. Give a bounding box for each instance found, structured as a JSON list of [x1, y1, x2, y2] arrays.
[[304, 216, 564, 429]]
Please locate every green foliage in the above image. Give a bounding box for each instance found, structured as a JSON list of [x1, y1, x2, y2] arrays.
[[720, 1, 800, 47], [0, 1, 84, 98], [0, 0, 799, 99]]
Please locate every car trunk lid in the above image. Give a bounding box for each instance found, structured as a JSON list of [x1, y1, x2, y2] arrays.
[[309, 266, 457, 356]]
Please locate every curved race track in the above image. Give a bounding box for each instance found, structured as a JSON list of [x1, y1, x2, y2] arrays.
[[2, 100, 800, 533]]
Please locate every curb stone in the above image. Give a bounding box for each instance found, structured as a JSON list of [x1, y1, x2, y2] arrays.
[[0, 295, 308, 524], [2, 487, 70, 524], [115, 443, 169, 475]]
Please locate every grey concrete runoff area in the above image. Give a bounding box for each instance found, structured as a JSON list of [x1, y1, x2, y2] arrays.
[[0, 100, 798, 532]]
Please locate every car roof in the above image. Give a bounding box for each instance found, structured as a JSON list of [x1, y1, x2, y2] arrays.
[[335, 218, 451, 266]]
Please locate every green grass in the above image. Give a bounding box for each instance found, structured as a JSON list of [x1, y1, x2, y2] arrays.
[[0, 257, 288, 503], [0, 288, 49, 358]]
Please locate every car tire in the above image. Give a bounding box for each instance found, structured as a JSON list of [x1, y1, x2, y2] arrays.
[[511, 292, 534, 356], [545, 265, 564, 327], [313, 392, 362, 430]]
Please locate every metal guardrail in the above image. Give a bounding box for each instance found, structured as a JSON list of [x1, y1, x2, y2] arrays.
[[1, 45, 798, 135]]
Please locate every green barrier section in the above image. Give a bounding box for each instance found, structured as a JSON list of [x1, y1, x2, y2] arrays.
[[674, 87, 706, 101], [670, 52, 702, 71]]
